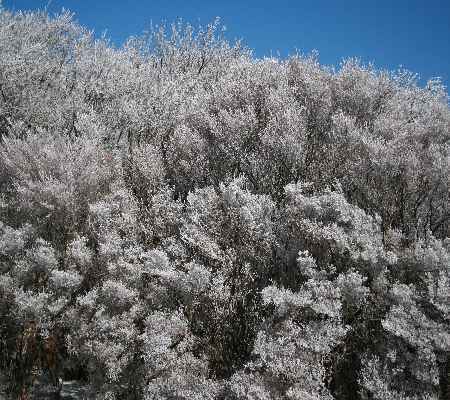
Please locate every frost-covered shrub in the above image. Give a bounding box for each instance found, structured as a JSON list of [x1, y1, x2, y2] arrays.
[[0, 6, 449, 400]]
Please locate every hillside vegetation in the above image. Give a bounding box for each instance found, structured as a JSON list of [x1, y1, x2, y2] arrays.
[[0, 8, 449, 400]]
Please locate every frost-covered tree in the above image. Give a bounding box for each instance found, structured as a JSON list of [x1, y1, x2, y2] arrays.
[[0, 6, 449, 400]]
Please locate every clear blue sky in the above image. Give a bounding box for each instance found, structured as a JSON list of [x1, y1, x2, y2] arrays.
[[4, 0, 450, 87]]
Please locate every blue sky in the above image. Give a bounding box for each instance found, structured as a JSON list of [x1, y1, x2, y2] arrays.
[[4, 0, 450, 87]]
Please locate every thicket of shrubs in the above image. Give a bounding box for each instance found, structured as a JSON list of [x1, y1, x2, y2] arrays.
[[0, 7, 449, 400]]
